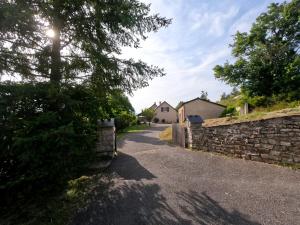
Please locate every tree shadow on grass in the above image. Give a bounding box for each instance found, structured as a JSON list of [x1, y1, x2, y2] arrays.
[[71, 181, 261, 225]]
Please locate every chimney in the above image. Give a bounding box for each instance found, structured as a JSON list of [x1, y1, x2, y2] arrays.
[[159, 101, 162, 105]]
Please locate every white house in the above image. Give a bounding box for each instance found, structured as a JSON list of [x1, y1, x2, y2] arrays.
[[153, 101, 178, 123]]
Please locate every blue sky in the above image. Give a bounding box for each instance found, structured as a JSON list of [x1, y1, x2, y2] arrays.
[[123, 0, 286, 113]]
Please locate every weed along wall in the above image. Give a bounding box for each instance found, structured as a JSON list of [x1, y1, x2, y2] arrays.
[[186, 116, 300, 164]]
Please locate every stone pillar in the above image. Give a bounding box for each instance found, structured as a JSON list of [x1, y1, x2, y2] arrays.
[[96, 119, 116, 158], [186, 115, 204, 149], [244, 102, 249, 114]]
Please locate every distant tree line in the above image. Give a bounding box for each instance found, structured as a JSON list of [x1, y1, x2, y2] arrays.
[[215, 0, 300, 108]]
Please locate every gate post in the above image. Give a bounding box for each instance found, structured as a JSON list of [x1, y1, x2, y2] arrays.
[[96, 118, 116, 158], [186, 115, 204, 149]]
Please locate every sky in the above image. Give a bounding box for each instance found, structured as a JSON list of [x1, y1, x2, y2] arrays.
[[123, 0, 286, 113]]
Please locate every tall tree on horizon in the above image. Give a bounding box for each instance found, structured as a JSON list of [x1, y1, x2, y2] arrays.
[[0, 0, 171, 93], [214, 0, 300, 98], [200, 90, 209, 100]]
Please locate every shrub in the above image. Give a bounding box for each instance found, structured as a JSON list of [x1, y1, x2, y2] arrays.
[[161, 119, 166, 123], [130, 117, 138, 126], [0, 82, 100, 204], [115, 111, 136, 132], [221, 106, 238, 117]]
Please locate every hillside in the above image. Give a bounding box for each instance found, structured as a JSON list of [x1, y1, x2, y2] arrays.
[[204, 107, 300, 127]]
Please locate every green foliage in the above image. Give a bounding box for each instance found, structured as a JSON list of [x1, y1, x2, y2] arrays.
[[140, 108, 156, 122], [214, 0, 300, 99], [240, 95, 271, 107], [121, 124, 149, 134], [0, 0, 171, 91], [104, 90, 137, 131], [0, 0, 170, 223], [220, 106, 238, 117], [218, 87, 241, 107], [241, 94, 300, 109], [200, 90, 209, 100], [0, 82, 100, 203], [115, 111, 137, 132], [254, 100, 300, 112], [108, 91, 135, 115]]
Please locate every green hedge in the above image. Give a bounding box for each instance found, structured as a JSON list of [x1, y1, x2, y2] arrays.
[[0, 82, 100, 203], [115, 111, 137, 132]]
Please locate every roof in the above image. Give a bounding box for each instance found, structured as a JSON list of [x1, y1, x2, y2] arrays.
[[149, 103, 157, 110], [155, 101, 177, 112], [186, 115, 204, 124], [178, 97, 226, 109], [137, 101, 176, 115]]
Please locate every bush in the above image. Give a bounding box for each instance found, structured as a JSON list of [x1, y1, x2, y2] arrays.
[[114, 111, 136, 132], [161, 119, 165, 123], [0, 82, 100, 204], [221, 106, 238, 117]]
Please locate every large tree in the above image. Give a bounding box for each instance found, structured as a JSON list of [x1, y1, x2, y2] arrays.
[[0, 0, 171, 93], [214, 0, 300, 98], [141, 108, 155, 125]]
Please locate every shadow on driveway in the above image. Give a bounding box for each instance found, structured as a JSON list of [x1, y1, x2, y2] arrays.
[[71, 124, 261, 225], [71, 181, 260, 225], [108, 152, 156, 181]]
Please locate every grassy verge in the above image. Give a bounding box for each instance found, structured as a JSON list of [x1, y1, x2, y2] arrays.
[[204, 106, 300, 127], [1, 171, 110, 225], [122, 124, 149, 133], [117, 124, 150, 138]]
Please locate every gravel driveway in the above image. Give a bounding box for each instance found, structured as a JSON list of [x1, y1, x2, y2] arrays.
[[72, 124, 300, 225]]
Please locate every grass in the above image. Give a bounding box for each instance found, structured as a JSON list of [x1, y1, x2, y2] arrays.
[[276, 162, 300, 170], [122, 124, 149, 133], [204, 106, 300, 127], [159, 127, 172, 142], [1, 176, 89, 225], [1, 170, 111, 225], [117, 124, 150, 139]]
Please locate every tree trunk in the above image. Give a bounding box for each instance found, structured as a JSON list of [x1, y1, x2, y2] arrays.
[[50, 2, 62, 85], [50, 28, 61, 84]]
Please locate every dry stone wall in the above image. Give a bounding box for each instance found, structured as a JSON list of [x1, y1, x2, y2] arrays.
[[187, 116, 300, 164]]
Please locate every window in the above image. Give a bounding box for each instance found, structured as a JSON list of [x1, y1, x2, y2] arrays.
[[161, 107, 169, 112]]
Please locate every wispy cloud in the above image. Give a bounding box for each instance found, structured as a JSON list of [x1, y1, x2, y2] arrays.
[[190, 6, 240, 37], [124, 0, 287, 112]]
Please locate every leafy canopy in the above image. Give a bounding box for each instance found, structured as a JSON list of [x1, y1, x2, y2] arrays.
[[141, 108, 155, 122], [200, 90, 209, 100], [0, 0, 171, 93], [214, 0, 300, 98]]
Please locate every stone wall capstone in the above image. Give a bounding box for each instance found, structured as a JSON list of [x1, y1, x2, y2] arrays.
[[186, 116, 300, 164]]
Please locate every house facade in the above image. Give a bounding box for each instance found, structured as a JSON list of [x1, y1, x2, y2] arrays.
[[178, 98, 225, 123], [153, 101, 177, 123]]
